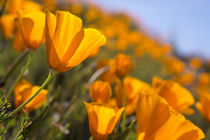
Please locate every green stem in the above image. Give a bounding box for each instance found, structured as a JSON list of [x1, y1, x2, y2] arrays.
[[6, 50, 33, 99], [9, 69, 56, 117], [6, 51, 33, 98], [0, 0, 7, 17], [121, 78, 127, 131], [13, 130, 22, 140], [0, 49, 29, 87]]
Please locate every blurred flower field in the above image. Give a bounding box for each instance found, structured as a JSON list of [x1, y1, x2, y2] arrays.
[[0, 0, 210, 139]]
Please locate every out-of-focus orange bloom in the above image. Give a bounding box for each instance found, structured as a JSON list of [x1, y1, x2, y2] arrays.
[[97, 59, 116, 83], [7, 0, 42, 14], [115, 76, 152, 116], [196, 91, 210, 122], [45, 10, 106, 72], [14, 79, 48, 112], [41, 0, 56, 10], [175, 72, 195, 86], [198, 73, 210, 86], [160, 43, 172, 54], [127, 31, 142, 46], [134, 37, 164, 58], [149, 44, 172, 59], [0, 14, 16, 39], [0, 0, 42, 40], [152, 77, 194, 114], [101, 24, 116, 39], [116, 38, 127, 51], [84, 102, 124, 140], [136, 93, 205, 140], [89, 81, 112, 104], [70, 4, 83, 16], [85, 6, 101, 22], [163, 57, 185, 74], [114, 54, 132, 78], [189, 58, 202, 69], [16, 11, 45, 49]]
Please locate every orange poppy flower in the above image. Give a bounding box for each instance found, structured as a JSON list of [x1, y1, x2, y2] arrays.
[[189, 58, 202, 70], [136, 93, 205, 140], [84, 102, 124, 140], [14, 79, 48, 112], [114, 54, 132, 78], [45, 10, 106, 72], [16, 11, 45, 49], [0, 14, 16, 39], [0, 0, 42, 40], [196, 91, 210, 122], [89, 81, 112, 104], [115, 76, 152, 116], [152, 77, 195, 114]]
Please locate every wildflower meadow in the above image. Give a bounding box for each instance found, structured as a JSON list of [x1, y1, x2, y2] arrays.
[[0, 0, 210, 140]]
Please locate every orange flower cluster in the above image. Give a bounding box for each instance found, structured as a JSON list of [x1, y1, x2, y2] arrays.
[[87, 74, 204, 139], [86, 51, 204, 139], [86, 80, 124, 139], [68, 1, 208, 89]]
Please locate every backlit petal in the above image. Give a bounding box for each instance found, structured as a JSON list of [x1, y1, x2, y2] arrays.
[[52, 10, 82, 59], [67, 28, 106, 67]]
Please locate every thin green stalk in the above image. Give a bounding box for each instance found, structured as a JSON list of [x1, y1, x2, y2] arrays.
[[121, 78, 127, 131], [13, 130, 22, 140], [0, 0, 7, 17], [0, 49, 29, 87], [6, 50, 33, 98], [9, 69, 56, 117]]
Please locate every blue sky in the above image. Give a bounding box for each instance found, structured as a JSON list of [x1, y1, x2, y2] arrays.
[[87, 0, 210, 58]]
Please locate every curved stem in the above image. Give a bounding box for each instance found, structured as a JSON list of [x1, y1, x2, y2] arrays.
[[87, 66, 110, 86], [6, 50, 33, 98], [9, 69, 56, 117], [0, 49, 29, 87]]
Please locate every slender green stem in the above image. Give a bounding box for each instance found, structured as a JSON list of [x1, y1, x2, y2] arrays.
[[121, 78, 127, 131], [13, 130, 22, 140], [9, 69, 56, 117], [6, 50, 33, 99], [0, 0, 7, 17], [0, 49, 29, 87]]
